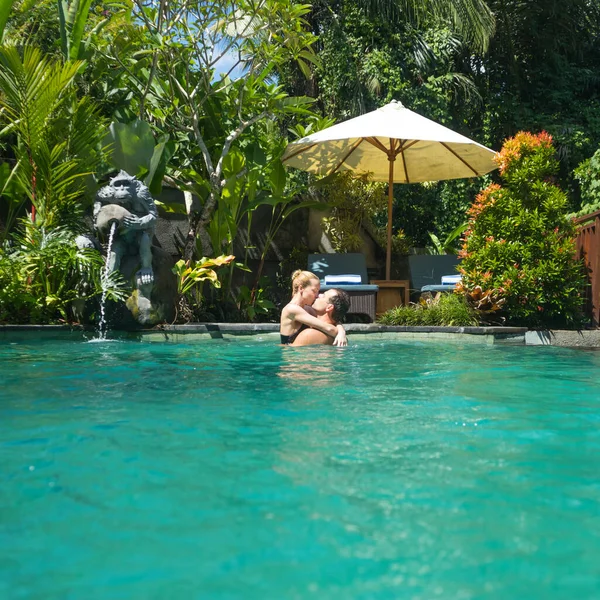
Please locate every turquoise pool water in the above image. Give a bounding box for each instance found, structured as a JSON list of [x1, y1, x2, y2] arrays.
[[1, 337, 600, 599]]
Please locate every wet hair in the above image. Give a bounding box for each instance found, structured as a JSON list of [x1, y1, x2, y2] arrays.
[[291, 270, 319, 294], [328, 289, 351, 322]]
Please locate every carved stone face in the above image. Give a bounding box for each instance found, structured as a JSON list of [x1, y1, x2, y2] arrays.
[[111, 177, 135, 201]]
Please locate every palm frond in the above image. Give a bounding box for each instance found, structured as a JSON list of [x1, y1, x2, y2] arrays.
[[0, 45, 105, 228], [356, 0, 495, 53], [447, 72, 482, 105], [0, 0, 16, 42], [0, 46, 82, 151]]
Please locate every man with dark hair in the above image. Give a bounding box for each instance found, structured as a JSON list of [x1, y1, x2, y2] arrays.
[[292, 289, 351, 347]]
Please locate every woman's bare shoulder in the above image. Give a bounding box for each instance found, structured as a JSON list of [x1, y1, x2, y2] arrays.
[[282, 302, 303, 317]]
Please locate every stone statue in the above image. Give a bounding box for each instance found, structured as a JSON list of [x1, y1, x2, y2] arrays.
[[94, 170, 158, 288], [75, 171, 177, 326]]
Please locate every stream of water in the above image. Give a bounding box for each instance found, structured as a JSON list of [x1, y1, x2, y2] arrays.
[[97, 221, 117, 340]]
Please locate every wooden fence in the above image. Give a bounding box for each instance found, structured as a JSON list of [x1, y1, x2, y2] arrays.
[[574, 209, 600, 327]]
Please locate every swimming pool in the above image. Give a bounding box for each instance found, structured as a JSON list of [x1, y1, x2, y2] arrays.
[[1, 337, 599, 598]]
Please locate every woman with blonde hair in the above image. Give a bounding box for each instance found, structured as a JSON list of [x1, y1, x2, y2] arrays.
[[280, 270, 347, 346]]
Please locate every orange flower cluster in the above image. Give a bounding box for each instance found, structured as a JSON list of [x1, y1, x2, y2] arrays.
[[494, 131, 553, 175], [467, 183, 501, 219], [459, 285, 506, 313]]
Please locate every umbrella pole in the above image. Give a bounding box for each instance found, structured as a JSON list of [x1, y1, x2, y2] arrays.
[[385, 156, 395, 280]]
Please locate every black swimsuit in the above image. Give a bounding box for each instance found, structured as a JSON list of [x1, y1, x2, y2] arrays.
[[280, 324, 309, 345]]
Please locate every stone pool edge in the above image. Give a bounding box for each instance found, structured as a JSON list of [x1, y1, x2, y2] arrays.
[[3, 323, 600, 347], [149, 323, 528, 346]]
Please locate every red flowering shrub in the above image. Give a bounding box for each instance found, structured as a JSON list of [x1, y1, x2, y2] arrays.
[[457, 131, 585, 328]]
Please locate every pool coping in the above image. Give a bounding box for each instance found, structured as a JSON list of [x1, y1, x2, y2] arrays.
[[2, 323, 600, 347]]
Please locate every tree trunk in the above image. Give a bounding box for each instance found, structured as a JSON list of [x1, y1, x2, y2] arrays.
[[183, 210, 201, 261]]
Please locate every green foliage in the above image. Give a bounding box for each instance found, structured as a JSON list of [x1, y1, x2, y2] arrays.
[[349, 0, 495, 54], [3, 0, 60, 55], [317, 171, 388, 252], [479, 0, 600, 202], [58, 0, 94, 61], [382, 179, 484, 248], [236, 277, 277, 322], [0, 160, 24, 244], [377, 292, 479, 326], [427, 222, 467, 255], [171, 254, 235, 322], [4, 0, 117, 60], [0, 223, 127, 323], [101, 0, 321, 260], [172, 255, 235, 297], [0, 0, 17, 43], [0, 45, 109, 230], [572, 148, 600, 219], [104, 120, 174, 195], [381, 229, 412, 257], [105, 120, 155, 179], [0, 247, 34, 323], [314, 4, 483, 121], [457, 132, 586, 328]]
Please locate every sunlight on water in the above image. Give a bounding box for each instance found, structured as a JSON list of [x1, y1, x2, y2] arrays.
[[1, 338, 600, 599]]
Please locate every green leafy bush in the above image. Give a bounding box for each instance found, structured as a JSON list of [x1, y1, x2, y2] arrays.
[[171, 254, 236, 323], [318, 172, 390, 252], [0, 46, 109, 231], [457, 132, 585, 328], [377, 293, 479, 326], [573, 148, 600, 219], [0, 223, 127, 324], [237, 277, 277, 322], [0, 249, 37, 323], [427, 222, 467, 255]]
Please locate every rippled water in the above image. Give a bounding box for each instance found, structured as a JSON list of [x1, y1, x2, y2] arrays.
[[1, 337, 600, 599]]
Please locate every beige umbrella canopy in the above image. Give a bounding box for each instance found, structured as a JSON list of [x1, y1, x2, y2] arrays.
[[282, 100, 497, 279]]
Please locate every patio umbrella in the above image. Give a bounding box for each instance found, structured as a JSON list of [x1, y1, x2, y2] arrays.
[[282, 100, 497, 279]]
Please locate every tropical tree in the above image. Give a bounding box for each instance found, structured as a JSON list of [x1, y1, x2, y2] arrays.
[[0, 45, 109, 230], [278, 0, 497, 248], [282, 0, 494, 113], [475, 0, 600, 202], [96, 0, 320, 262], [457, 132, 585, 328], [352, 0, 495, 51], [0, 221, 127, 323]]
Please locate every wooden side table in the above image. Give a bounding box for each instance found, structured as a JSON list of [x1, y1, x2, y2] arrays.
[[371, 280, 411, 315]]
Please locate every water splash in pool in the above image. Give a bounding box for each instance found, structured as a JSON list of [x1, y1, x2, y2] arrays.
[[97, 221, 117, 340]]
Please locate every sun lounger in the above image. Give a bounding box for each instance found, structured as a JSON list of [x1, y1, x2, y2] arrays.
[[408, 255, 460, 298], [421, 273, 462, 293]]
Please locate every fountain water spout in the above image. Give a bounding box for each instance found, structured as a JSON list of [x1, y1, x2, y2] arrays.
[[97, 221, 117, 339]]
